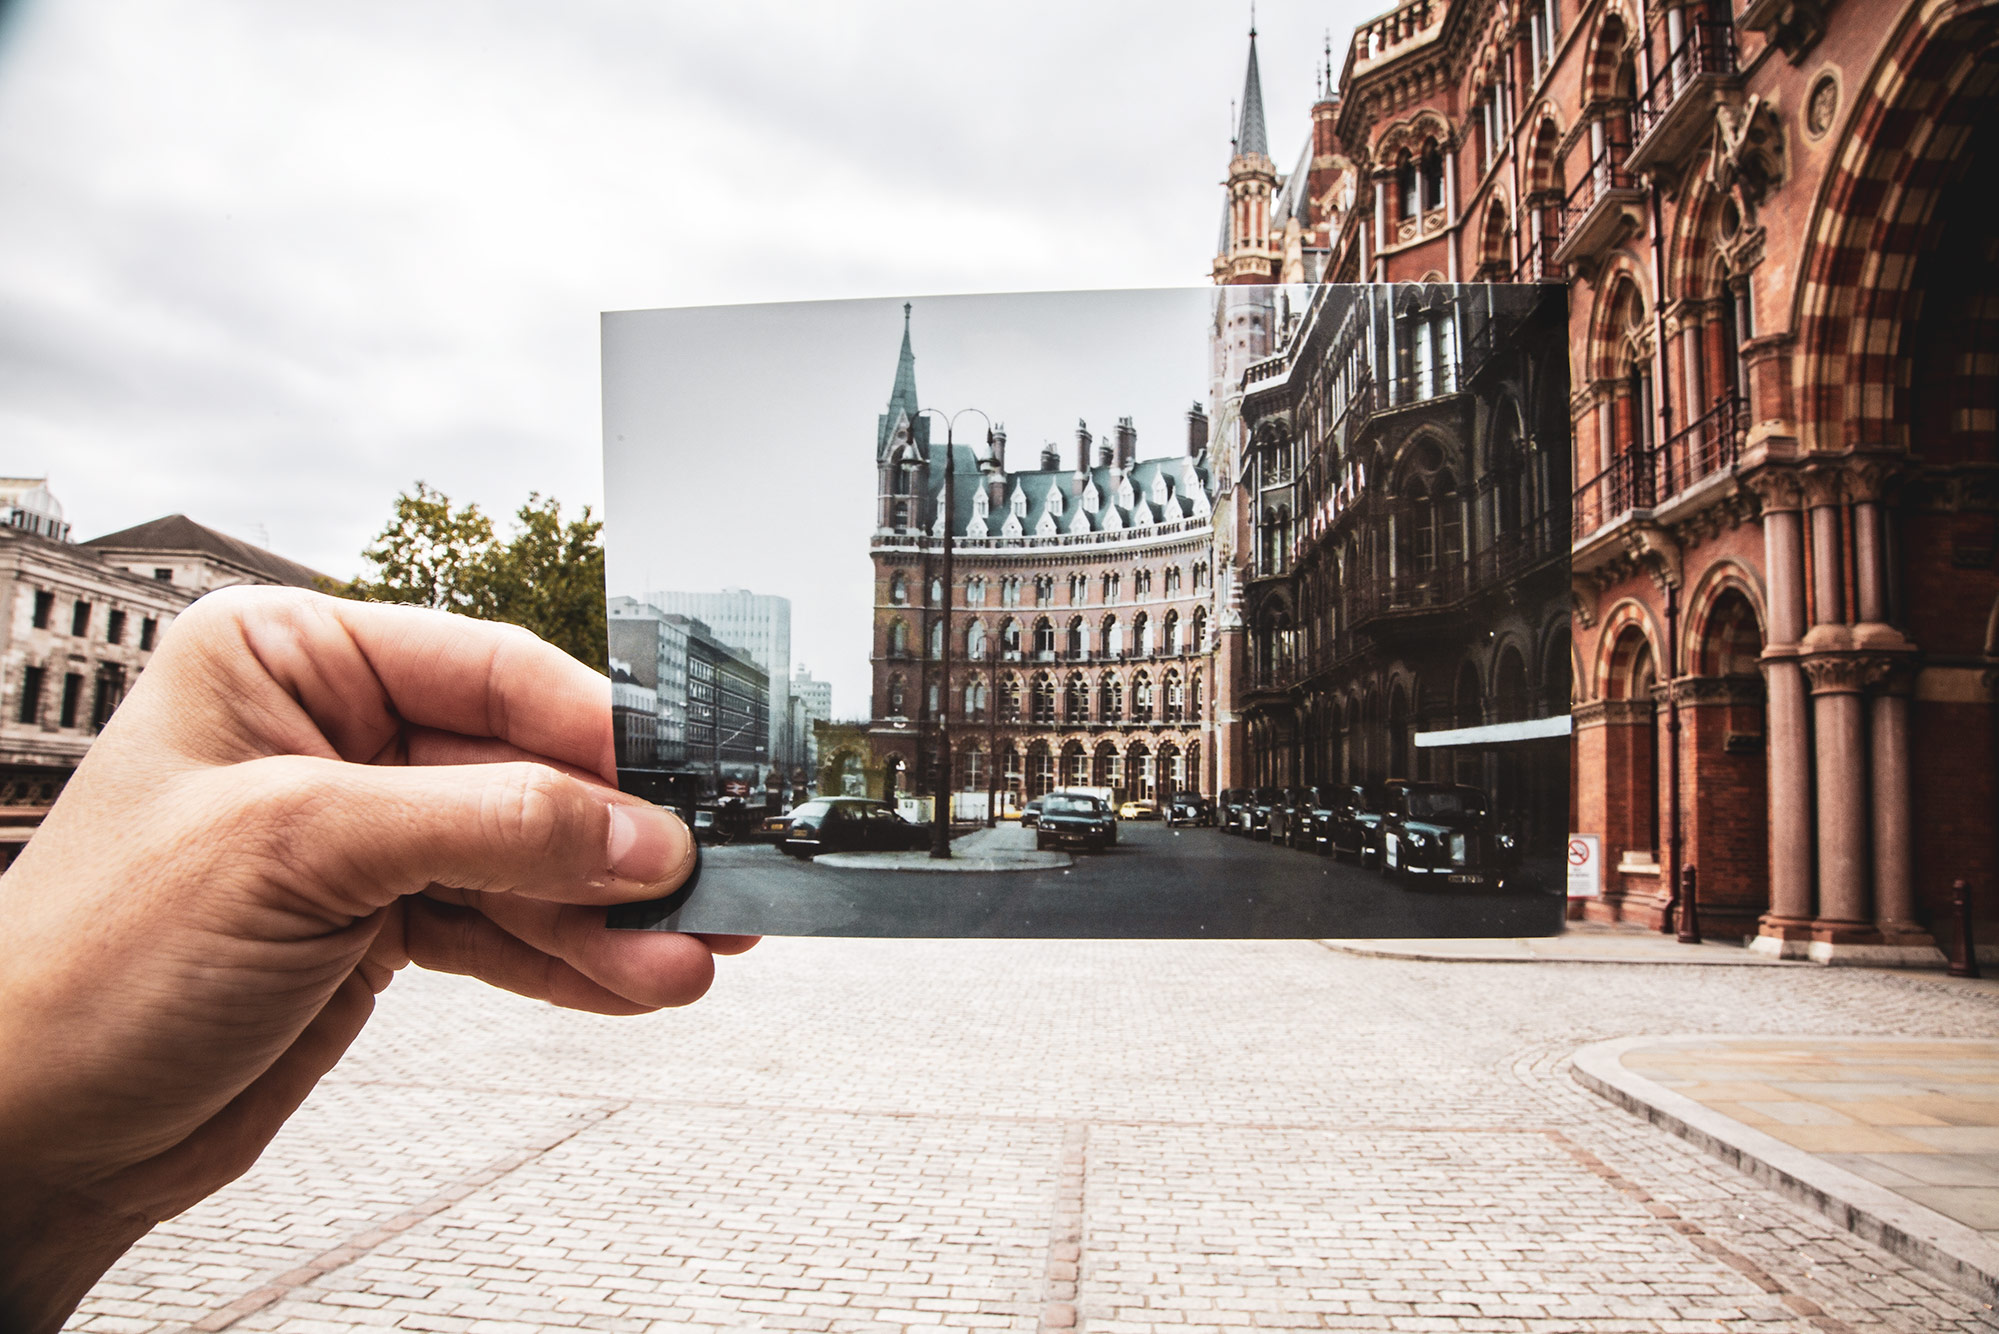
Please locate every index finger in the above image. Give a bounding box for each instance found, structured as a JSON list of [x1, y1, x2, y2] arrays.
[[166, 587, 616, 780]]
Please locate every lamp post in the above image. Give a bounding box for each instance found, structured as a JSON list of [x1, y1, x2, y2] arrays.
[[913, 407, 997, 859]]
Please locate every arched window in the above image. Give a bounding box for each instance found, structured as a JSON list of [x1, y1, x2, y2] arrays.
[[967, 619, 987, 658], [889, 619, 909, 657], [1033, 616, 1055, 658], [1001, 618, 1023, 658], [965, 675, 988, 719], [1397, 148, 1418, 219], [1163, 610, 1180, 655], [1069, 573, 1088, 604], [928, 619, 944, 658], [1190, 670, 1203, 716], [966, 576, 987, 605], [1035, 575, 1054, 605], [890, 573, 908, 604], [1066, 616, 1087, 658], [1191, 607, 1208, 652], [1062, 742, 1089, 788], [888, 673, 907, 715], [1065, 673, 1089, 721], [1133, 612, 1152, 656], [1101, 615, 1123, 658], [1031, 673, 1056, 724], [929, 576, 943, 603], [1000, 675, 1022, 723], [1163, 669, 1184, 722], [1419, 138, 1444, 212], [1102, 572, 1121, 603], [1132, 672, 1154, 723], [1099, 674, 1123, 722]]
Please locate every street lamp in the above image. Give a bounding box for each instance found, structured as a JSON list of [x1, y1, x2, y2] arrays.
[[912, 406, 997, 859]]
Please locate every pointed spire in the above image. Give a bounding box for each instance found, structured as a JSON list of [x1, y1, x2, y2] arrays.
[[888, 301, 919, 421], [1236, 26, 1268, 159], [878, 302, 923, 455]]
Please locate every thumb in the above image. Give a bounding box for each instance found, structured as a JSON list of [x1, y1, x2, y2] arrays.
[[220, 755, 695, 921]]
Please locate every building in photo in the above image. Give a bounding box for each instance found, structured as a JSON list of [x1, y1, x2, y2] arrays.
[[648, 588, 793, 778], [1228, 0, 1998, 958], [1216, 282, 1572, 858], [867, 307, 1220, 812], [608, 596, 770, 800]]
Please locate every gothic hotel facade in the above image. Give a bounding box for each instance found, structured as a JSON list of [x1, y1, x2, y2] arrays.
[[864, 0, 1997, 963]]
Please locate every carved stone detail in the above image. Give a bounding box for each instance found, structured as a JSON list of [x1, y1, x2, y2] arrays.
[[1673, 674, 1766, 705], [1742, 465, 1804, 513], [1801, 652, 1903, 695]]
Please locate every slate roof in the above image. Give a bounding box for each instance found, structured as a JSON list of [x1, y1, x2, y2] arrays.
[[1236, 30, 1268, 158], [82, 513, 328, 588], [919, 443, 1213, 541]]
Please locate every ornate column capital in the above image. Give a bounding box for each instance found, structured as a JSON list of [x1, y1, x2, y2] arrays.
[[1742, 463, 1804, 513], [1799, 463, 1849, 509]]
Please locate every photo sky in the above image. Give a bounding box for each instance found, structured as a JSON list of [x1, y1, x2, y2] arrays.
[[604, 288, 1213, 719], [0, 0, 1384, 578]]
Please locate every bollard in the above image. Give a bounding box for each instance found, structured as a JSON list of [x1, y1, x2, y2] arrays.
[[1676, 863, 1702, 945], [1948, 879, 1982, 980]]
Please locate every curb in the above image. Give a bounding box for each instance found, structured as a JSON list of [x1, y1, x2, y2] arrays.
[[1572, 1035, 1999, 1306], [814, 850, 1073, 873], [1322, 940, 1801, 966]]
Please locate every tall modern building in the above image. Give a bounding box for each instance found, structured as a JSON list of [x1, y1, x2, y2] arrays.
[[608, 595, 769, 794], [648, 589, 792, 776]]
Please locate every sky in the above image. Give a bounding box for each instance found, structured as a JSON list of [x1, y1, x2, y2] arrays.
[[604, 289, 1215, 719], [0, 0, 1382, 588]]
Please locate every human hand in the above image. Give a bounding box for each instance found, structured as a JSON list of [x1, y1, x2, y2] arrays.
[[0, 587, 753, 1333]]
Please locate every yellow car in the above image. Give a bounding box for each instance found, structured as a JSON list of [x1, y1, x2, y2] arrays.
[[1118, 799, 1161, 820]]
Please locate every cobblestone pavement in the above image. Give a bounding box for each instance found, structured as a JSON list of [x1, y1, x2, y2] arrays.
[[67, 941, 1999, 1334]]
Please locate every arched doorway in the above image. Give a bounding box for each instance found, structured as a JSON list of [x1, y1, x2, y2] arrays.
[[1684, 586, 1770, 936]]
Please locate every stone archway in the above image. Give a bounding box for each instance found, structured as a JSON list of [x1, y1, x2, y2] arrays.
[[1682, 583, 1770, 937]]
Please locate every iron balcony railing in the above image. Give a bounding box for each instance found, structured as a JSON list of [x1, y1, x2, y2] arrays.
[[1559, 137, 1638, 245], [1571, 395, 1747, 541], [1635, 21, 1740, 140]]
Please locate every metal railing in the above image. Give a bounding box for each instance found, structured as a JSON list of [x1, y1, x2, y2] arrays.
[[1635, 21, 1739, 140], [1559, 138, 1638, 244], [1572, 396, 1746, 541]]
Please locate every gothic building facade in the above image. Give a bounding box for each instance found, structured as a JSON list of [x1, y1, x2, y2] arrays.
[[867, 308, 1220, 811], [1214, 0, 1998, 960]]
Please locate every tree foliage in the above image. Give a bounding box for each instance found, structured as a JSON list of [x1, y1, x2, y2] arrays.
[[326, 482, 607, 672]]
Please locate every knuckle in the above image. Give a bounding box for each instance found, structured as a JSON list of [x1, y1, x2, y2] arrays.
[[486, 763, 580, 859]]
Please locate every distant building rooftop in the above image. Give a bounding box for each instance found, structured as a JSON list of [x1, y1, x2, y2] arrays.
[[82, 513, 329, 591]]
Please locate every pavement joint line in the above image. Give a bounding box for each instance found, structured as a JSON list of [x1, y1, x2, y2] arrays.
[[1572, 1035, 1999, 1309], [1536, 1127, 1862, 1334], [1036, 1122, 1088, 1333], [1313, 938, 1811, 966], [168, 1098, 628, 1334], [328, 1080, 1589, 1135]]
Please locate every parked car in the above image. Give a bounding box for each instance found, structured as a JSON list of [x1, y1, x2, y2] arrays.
[[690, 807, 728, 846], [1216, 788, 1249, 833], [1118, 798, 1161, 821], [1019, 796, 1047, 829], [780, 798, 925, 858], [1328, 784, 1387, 866], [1286, 785, 1339, 853], [1377, 781, 1520, 889], [1165, 793, 1213, 827], [1247, 786, 1280, 839], [753, 809, 798, 843], [1036, 792, 1119, 852]]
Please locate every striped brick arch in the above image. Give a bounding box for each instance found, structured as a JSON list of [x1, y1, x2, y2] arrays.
[[1794, 0, 1999, 452]]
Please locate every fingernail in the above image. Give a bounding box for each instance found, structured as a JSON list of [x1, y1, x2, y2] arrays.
[[607, 804, 689, 885]]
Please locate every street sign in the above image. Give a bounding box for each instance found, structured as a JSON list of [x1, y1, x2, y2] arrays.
[[1566, 834, 1602, 898]]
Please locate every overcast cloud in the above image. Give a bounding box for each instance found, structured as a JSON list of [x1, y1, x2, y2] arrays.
[[0, 0, 1378, 578]]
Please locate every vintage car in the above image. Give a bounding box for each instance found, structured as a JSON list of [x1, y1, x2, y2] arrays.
[[780, 798, 925, 859], [1267, 787, 1314, 847], [1246, 786, 1280, 839], [1036, 792, 1119, 852], [1284, 785, 1340, 853], [1118, 798, 1161, 821], [1165, 792, 1213, 827], [1377, 781, 1520, 889], [1327, 784, 1387, 866], [1216, 789, 1251, 833], [1018, 796, 1047, 829]]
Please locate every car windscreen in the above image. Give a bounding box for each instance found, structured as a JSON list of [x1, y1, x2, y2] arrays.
[[1043, 795, 1103, 815], [1405, 789, 1487, 819]]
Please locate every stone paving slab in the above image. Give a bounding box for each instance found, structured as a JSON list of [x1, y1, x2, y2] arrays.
[[1573, 1035, 1999, 1307], [1324, 923, 1805, 966]]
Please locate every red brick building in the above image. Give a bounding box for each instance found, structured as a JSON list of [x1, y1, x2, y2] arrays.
[[1214, 0, 1997, 961]]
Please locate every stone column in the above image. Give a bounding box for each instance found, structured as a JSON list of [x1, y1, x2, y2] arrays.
[[1749, 467, 1813, 956], [1801, 652, 1874, 948]]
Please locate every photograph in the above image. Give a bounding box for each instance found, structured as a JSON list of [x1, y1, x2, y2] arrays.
[[600, 283, 1573, 938]]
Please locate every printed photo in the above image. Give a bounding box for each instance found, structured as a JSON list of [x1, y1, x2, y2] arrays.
[[601, 284, 1571, 937]]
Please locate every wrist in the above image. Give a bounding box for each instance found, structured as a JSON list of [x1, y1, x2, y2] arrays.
[[0, 1174, 153, 1334]]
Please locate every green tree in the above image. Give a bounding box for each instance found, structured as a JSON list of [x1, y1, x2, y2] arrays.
[[327, 482, 607, 672]]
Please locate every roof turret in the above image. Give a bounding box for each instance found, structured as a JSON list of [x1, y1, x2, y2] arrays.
[[1235, 28, 1268, 159]]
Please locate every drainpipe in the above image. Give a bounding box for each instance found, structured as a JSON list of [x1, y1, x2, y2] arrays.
[[1661, 575, 1683, 932]]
